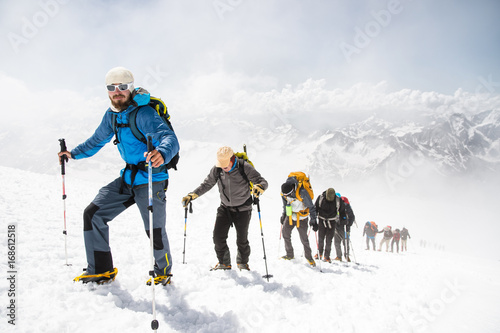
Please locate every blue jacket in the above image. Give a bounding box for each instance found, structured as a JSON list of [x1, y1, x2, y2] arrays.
[[71, 89, 180, 186]]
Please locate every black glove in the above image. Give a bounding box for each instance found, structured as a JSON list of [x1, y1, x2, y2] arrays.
[[280, 213, 286, 225], [310, 219, 318, 231]]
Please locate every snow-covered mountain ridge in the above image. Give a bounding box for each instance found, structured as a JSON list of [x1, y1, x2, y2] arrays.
[[307, 109, 500, 182], [170, 109, 500, 184]]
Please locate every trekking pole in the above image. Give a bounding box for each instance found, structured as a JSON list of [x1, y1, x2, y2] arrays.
[[349, 237, 358, 265], [182, 202, 193, 264], [254, 196, 273, 281], [314, 230, 322, 272], [342, 229, 348, 260], [346, 231, 351, 260], [278, 223, 283, 258], [58, 139, 71, 266], [147, 136, 159, 332]]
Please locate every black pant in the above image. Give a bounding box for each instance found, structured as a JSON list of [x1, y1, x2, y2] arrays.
[[318, 220, 335, 259], [391, 239, 400, 252], [213, 205, 251, 265], [334, 223, 349, 258]]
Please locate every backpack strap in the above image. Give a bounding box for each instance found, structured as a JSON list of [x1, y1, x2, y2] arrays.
[[111, 113, 123, 145], [126, 106, 179, 170], [128, 108, 146, 144], [215, 158, 250, 202], [237, 159, 250, 186], [215, 167, 230, 202], [111, 109, 142, 145]]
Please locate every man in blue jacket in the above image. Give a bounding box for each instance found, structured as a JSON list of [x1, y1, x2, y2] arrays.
[[58, 67, 180, 285]]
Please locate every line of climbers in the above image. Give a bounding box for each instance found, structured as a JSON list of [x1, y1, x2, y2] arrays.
[[363, 222, 412, 253], [60, 67, 411, 285], [182, 148, 358, 269], [280, 180, 356, 266]]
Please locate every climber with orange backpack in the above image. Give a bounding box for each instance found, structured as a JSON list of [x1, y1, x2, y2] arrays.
[[363, 221, 379, 250], [280, 172, 318, 267]]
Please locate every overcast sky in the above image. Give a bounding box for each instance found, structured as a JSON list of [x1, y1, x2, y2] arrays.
[[1, 0, 499, 99]]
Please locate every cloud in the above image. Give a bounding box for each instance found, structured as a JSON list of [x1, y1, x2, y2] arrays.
[[1, 0, 499, 95]]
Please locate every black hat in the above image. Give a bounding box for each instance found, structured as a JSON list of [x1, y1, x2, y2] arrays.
[[281, 182, 294, 196]]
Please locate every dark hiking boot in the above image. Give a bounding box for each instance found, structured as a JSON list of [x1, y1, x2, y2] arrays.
[[314, 254, 322, 260], [73, 267, 118, 284], [334, 257, 342, 262], [281, 255, 294, 260], [147, 274, 172, 286], [307, 259, 316, 267]]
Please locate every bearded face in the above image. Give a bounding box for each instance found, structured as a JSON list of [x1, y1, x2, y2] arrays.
[[108, 90, 132, 111]]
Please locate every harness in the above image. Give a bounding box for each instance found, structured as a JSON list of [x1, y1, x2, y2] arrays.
[[285, 197, 309, 228], [318, 216, 339, 229], [121, 162, 166, 192]]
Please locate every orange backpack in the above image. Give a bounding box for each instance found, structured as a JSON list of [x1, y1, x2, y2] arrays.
[[287, 172, 314, 201]]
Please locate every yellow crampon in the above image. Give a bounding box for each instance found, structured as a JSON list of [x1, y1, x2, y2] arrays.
[[73, 267, 118, 284], [146, 274, 172, 286]]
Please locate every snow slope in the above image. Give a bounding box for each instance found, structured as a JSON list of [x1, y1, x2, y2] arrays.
[[1, 166, 500, 333]]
